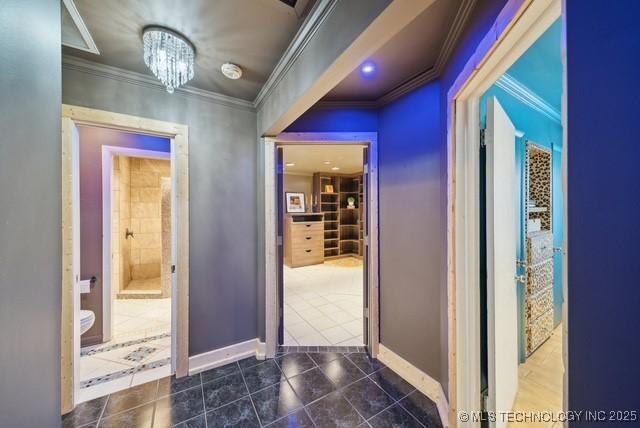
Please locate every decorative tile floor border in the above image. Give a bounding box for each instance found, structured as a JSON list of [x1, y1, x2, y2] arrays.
[[277, 345, 366, 354], [80, 357, 171, 389], [123, 346, 157, 362], [81, 332, 171, 356]]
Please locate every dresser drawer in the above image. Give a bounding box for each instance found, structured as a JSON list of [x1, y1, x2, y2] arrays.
[[526, 309, 554, 355], [290, 248, 323, 267], [291, 231, 324, 249], [290, 222, 323, 236]]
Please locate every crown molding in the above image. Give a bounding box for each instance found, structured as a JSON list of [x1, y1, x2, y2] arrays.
[[62, 0, 100, 54], [62, 55, 255, 112], [375, 67, 439, 106], [253, 0, 339, 110], [319, 0, 477, 109], [435, 0, 477, 74], [61, 0, 477, 113], [495, 73, 561, 124]]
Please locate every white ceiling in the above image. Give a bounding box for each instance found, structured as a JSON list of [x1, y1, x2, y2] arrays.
[[283, 145, 365, 175]]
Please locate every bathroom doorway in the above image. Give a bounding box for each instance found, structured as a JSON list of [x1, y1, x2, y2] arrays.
[[61, 105, 190, 412], [77, 129, 174, 402]]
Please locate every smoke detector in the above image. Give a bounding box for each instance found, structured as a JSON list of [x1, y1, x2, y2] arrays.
[[221, 62, 243, 80]]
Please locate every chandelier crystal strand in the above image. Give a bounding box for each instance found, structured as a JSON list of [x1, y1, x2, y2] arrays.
[[143, 27, 195, 93]]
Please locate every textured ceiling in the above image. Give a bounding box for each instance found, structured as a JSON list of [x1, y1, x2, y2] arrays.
[[324, 0, 464, 102], [62, 0, 315, 101], [283, 145, 365, 175]]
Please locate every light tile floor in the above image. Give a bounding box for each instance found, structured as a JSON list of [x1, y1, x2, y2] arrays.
[[79, 297, 172, 403], [284, 257, 364, 346]]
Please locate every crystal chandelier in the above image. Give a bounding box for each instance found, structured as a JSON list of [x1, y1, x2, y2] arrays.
[[143, 26, 195, 93]]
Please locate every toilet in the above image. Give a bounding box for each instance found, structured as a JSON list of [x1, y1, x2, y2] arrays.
[[80, 310, 95, 335]]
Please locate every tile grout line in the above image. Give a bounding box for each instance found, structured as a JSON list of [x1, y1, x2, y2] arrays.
[[149, 380, 159, 428], [237, 361, 263, 426], [272, 356, 320, 428], [199, 373, 209, 428], [96, 392, 110, 425]]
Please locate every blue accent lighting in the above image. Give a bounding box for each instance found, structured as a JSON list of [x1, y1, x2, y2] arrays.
[[360, 61, 376, 77]]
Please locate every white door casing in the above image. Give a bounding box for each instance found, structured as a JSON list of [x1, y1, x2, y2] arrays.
[[486, 97, 519, 428]]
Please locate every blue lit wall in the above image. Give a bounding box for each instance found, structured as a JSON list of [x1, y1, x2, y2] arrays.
[[566, 0, 640, 421], [377, 80, 446, 384], [285, 107, 378, 132]]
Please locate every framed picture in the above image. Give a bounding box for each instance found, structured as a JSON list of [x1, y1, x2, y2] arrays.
[[324, 184, 334, 193], [286, 192, 306, 213]]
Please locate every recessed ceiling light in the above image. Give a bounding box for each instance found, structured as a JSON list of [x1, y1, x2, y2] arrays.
[[323, 161, 331, 165], [286, 162, 295, 167], [331, 166, 340, 171], [221, 62, 243, 80], [360, 61, 376, 76]]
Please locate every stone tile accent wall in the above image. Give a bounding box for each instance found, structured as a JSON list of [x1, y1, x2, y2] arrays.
[[128, 158, 170, 281]]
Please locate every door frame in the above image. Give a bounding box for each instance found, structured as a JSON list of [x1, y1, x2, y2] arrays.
[[445, 0, 566, 425], [263, 132, 379, 359], [61, 105, 190, 413], [101, 146, 171, 344]]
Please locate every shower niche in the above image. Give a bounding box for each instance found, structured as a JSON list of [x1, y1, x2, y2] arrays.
[[112, 156, 172, 299]]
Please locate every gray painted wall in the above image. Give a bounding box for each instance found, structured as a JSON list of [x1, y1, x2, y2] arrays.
[[63, 66, 259, 355], [378, 81, 445, 384], [0, 1, 62, 426]]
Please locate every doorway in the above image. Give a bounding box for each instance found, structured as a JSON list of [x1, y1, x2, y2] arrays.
[[479, 18, 564, 426], [279, 145, 367, 347], [447, 0, 566, 426], [263, 132, 379, 359], [61, 105, 190, 413]]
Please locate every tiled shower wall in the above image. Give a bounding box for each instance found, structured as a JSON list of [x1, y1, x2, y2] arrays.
[[113, 156, 170, 293], [129, 158, 171, 282], [111, 156, 132, 297]]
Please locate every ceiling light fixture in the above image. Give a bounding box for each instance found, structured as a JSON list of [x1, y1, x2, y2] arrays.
[[331, 166, 340, 171], [323, 161, 331, 165], [286, 162, 295, 167], [221, 62, 243, 80], [360, 61, 376, 76], [143, 26, 195, 93]]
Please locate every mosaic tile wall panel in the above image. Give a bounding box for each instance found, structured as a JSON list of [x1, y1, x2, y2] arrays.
[[526, 145, 552, 231], [524, 143, 554, 357], [526, 259, 554, 296], [526, 309, 554, 354], [527, 231, 554, 264], [526, 287, 554, 321]]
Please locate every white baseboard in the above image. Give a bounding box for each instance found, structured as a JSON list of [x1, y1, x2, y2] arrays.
[[188, 338, 260, 376], [378, 344, 451, 428], [255, 341, 266, 360]]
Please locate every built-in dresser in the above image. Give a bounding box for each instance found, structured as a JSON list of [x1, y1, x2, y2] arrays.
[[284, 213, 325, 267]]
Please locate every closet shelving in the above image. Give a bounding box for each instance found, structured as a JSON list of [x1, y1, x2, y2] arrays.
[[313, 173, 364, 259]]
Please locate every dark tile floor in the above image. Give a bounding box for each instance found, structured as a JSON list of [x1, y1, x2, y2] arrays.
[[62, 349, 442, 428]]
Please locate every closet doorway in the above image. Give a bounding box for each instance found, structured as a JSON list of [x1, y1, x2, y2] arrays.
[[447, 0, 566, 425], [263, 133, 379, 358], [478, 18, 565, 427], [279, 145, 366, 348]]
